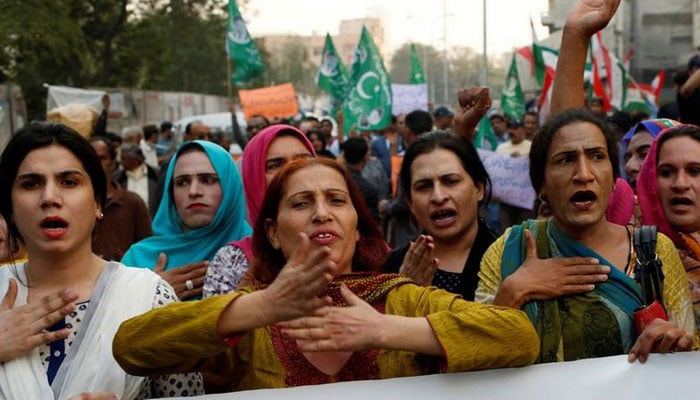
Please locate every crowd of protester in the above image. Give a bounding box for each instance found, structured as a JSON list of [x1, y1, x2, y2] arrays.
[[1, 0, 700, 398]]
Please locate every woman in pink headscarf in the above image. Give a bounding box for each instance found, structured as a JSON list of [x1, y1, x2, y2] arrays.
[[637, 124, 700, 334], [203, 125, 315, 297]]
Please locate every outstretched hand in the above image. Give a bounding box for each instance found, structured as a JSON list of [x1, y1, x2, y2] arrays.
[[399, 235, 439, 286], [565, 0, 621, 37], [494, 229, 611, 308], [153, 252, 208, 300], [628, 319, 693, 363], [260, 233, 336, 323], [453, 86, 492, 141], [280, 284, 383, 352], [0, 279, 78, 362]]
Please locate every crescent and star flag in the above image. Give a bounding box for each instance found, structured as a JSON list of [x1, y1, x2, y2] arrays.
[[343, 26, 393, 134], [226, 0, 263, 84]]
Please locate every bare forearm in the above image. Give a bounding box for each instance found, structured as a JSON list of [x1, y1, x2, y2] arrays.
[[216, 290, 280, 337], [551, 27, 590, 114], [681, 69, 700, 97], [378, 315, 443, 356]]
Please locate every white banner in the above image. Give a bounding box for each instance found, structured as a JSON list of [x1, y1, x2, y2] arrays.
[[167, 352, 700, 399], [46, 85, 127, 118], [477, 149, 536, 209], [391, 83, 428, 115]]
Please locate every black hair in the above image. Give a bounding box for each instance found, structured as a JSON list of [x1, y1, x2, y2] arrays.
[[306, 129, 327, 148], [529, 109, 619, 193], [400, 130, 491, 207], [143, 124, 159, 141], [89, 136, 117, 161], [341, 137, 369, 165], [0, 122, 107, 247], [405, 110, 433, 136], [656, 125, 700, 163]]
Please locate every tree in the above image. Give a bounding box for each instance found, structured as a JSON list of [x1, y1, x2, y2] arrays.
[[390, 42, 506, 107]]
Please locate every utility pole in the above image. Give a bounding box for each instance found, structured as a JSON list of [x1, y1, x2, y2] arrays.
[[481, 0, 488, 86], [442, 0, 449, 105]]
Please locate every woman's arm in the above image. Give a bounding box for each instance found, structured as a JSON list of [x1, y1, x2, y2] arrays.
[[114, 234, 336, 376], [550, 0, 621, 114], [282, 283, 541, 371]]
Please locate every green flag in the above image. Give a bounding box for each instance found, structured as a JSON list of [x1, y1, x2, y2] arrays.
[[473, 116, 499, 150], [501, 53, 525, 120], [316, 34, 350, 99], [225, 0, 263, 84], [343, 26, 393, 133], [409, 43, 426, 84]]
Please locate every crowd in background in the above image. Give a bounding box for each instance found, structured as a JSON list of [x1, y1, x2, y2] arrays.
[[2, 0, 700, 398]]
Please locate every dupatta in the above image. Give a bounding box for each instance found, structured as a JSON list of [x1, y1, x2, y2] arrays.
[[501, 219, 643, 362], [0, 262, 161, 399], [121, 140, 251, 270], [231, 125, 316, 261]]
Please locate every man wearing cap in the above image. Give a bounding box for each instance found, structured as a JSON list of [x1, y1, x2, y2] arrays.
[[495, 118, 534, 230], [495, 118, 531, 158], [433, 106, 454, 130], [678, 54, 700, 126]]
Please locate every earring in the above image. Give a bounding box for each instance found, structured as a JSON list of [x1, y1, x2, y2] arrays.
[[97, 212, 104, 220], [538, 193, 548, 204]]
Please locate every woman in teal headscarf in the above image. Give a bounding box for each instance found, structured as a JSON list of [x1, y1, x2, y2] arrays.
[[122, 140, 251, 300]]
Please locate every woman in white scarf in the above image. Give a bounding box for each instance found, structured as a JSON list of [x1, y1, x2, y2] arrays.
[[0, 122, 202, 399]]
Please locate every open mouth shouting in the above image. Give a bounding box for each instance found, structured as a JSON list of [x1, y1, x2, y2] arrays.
[[40, 216, 69, 239], [430, 209, 457, 228], [570, 190, 597, 211]]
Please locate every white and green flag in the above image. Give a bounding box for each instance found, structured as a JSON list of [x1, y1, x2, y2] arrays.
[[501, 53, 525, 120], [226, 0, 263, 84], [409, 43, 426, 84], [343, 26, 393, 133], [316, 34, 350, 99]]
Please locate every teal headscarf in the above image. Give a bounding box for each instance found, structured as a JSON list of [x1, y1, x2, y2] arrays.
[[121, 140, 251, 270]]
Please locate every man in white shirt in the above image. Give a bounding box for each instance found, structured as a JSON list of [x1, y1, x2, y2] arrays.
[[495, 118, 534, 230], [140, 124, 160, 171], [114, 143, 160, 216]]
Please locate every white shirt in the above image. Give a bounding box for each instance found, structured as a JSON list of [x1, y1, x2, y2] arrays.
[[126, 164, 149, 206], [140, 140, 159, 171], [496, 139, 532, 157]]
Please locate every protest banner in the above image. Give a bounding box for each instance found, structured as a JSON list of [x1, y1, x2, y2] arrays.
[[168, 352, 699, 400], [239, 83, 299, 120], [477, 149, 535, 209], [391, 83, 428, 115]]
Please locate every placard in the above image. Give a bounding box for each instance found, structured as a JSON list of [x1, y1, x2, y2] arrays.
[[477, 149, 536, 209], [391, 84, 428, 115], [239, 83, 299, 120]]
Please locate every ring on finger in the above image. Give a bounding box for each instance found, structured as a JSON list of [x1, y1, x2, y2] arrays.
[[185, 279, 194, 290]]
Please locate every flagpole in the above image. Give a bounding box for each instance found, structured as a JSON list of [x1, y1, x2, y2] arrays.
[[227, 56, 246, 149]]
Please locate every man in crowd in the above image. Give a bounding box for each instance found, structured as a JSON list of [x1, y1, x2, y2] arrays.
[[379, 109, 433, 247], [246, 115, 269, 140], [495, 118, 534, 231], [523, 111, 539, 140], [678, 53, 700, 126], [114, 143, 160, 216], [90, 137, 152, 261], [343, 137, 381, 223], [141, 124, 160, 171], [433, 106, 454, 130]]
